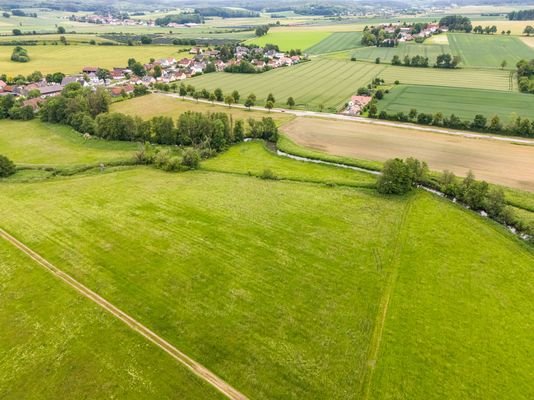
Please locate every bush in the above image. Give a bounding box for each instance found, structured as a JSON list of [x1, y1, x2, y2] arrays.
[[0, 154, 16, 177], [377, 157, 428, 195], [260, 169, 277, 180], [181, 148, 200, 169]]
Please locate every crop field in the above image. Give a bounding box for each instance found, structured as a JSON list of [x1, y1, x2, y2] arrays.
[[0, 120, 137, 167], [0, 34, 116, 44], [379, 66, 513, 91], [351, 41, 452, 64], [246, 31, 331, 51], [306, 32, 364, 54], [110, 94, 294, 125], [0, 240, 222, 400], [190, 59, 388, 112], [0, 156, 532, 398], [0, 45, 187, 75], [521, 36, 534, 48], [378, 84, 534, 120], [281, 117, 534, 191], [447, 33, 534, 69]]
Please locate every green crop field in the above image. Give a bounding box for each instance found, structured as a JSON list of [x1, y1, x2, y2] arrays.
[[190, 59, 387, 112], [448, 33, 534, 69], [377, 84, 534, 120], [0, 240, 223, 400], [0, 148, 532, 398], [306, 32, 364, 54], [0, 45, 187, 75], [0, 120, 137, 167], [351, 41, 452, 64], [246, 31, 331, 51]]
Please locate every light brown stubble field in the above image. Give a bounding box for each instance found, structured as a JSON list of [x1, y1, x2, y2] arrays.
[[282, 117, 534, 191]]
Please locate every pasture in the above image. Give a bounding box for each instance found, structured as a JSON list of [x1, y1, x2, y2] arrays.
[[0, 45, 186, 75], [447, 33, 534, 69], [0, 120, 137, 167], [246, 31, 331, 51], [281, 117, 534, 191], [110, 94, 294, 125], [0, 239, 222, 400], [378, 84, 534, 120], [0, 160, 532, 398], [306, 32, 364, 54]]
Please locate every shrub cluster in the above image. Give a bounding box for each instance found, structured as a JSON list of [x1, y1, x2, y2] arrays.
[[376, 157, 428, 195], [11, 46, 30, 62], [0, 154, 16, 178]]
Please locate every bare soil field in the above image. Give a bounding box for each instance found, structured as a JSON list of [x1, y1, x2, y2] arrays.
[[282, 117, 534, 191]]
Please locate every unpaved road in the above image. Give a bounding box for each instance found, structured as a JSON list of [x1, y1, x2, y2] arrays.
[[282, 117, 534, 191], [0, 227, 248, 400]]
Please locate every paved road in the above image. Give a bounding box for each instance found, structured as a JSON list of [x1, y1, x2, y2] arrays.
[[162, 93, 534, 146], [0, 227, 248, 400]]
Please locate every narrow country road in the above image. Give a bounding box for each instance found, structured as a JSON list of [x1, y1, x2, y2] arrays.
[[161, 92, 534, 146], [0, 227, 248, 400]]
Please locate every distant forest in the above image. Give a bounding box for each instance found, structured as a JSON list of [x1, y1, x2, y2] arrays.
[[508, 9, 534, 21]]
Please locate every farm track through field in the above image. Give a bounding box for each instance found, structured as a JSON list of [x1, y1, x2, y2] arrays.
[[361, 198, 414, 399], [0, 227, 248, 400]]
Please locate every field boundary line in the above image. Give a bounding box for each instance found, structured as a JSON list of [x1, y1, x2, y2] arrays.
[[0, 227, 248, 400]]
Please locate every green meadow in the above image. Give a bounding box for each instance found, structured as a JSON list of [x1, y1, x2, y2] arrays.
[[0, 239, 223, 400], [0, 136, 533, 398], [377, 84, 534, 120], [0, 120, 137, 167], [448, 33, 534, 69]]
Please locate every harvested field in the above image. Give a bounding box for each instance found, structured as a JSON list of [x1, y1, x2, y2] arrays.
[[281, 117, 534, 191]]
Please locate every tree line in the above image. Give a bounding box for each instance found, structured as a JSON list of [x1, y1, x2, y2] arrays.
[[508, 9, 534, 20], [376, 157, 532, 241], [517, 59, 534, 93], [391, 53, 460, 68]]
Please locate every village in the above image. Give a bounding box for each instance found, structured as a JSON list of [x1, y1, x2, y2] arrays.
[[0, 44, 304, 111]]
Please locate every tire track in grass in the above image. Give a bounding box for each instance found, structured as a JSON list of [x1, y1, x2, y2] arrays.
[[360, 196, 414, 400], [0, 227, 248, 400]]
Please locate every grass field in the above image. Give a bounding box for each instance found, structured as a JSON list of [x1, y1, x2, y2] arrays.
[[351, 41, 452, 64], [0, 167, 407, 399], [202, 141, 375, 187], [0, 239, 223, 400], [448, 33, 534, 69], [0, 34, 116, 44], [0, 45, 187, 75], [0, 120, 137, 167], [246, 31, 331, 51], [110, 94, 294, 126], [306, 32, 364, 54], [379, 66, 513, 91], [281, 117, 534, 191], [190, 59, 388, 112], [0, 163, 532, 398], [378, 84, 534, 120]]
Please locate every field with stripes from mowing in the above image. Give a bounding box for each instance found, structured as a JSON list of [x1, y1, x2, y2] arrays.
[[377, 84, 534, 120], [351, 42, 452, 64], [189, 59, 513, 112], [245, 31, 331, 51], [447, 33, 534, 69], [190, 59, 388, 112], [306, 32, 364, 54], [0, 142, 532, 398], [379, 65, 514, 91]]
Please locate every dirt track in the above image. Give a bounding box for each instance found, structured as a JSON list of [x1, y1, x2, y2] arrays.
[[282, 117, 534, 191], [0, 227, 248, 400]]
